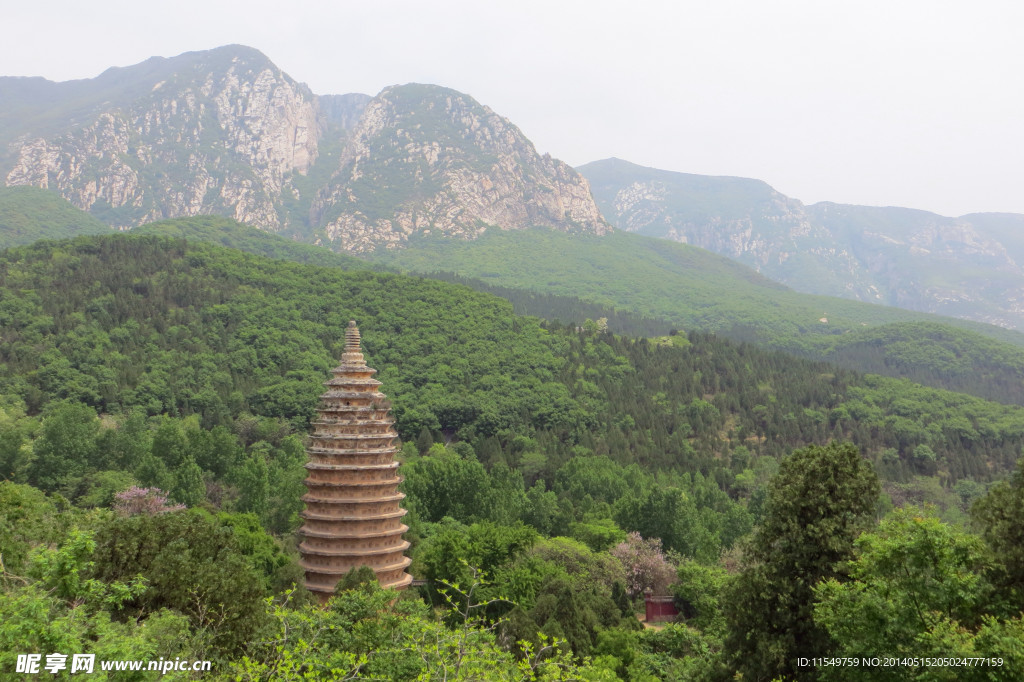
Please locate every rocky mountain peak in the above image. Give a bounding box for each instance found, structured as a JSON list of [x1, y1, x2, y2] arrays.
[[3, 48, 609, 250], [4, 46, 320, 230], [310, 83, 609, 251]]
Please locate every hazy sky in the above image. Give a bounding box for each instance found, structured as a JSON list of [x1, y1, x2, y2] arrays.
[[5, 0, 1022, 216]]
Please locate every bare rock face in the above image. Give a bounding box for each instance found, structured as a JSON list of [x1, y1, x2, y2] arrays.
[[3, 48, 609, 249], [4, 46, 320, 231], [313, 85, 609, 252], [7, 115, 143, 225]]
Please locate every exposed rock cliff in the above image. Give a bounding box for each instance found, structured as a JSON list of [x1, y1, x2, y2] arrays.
[[4, 46, 320, 231], [312, 84, 608, 252], [2, 47, 608, 248]]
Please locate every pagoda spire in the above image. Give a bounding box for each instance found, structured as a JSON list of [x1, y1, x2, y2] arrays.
[[298, 322, 412, 599], [341, 320, 365, 365]]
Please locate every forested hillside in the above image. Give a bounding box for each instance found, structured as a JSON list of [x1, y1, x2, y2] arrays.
[[371, 227, 1024, 404], [119, 216, 1024, 408], [0, 186, 112, 249], [134, 215, 675, 336], [2, 232, 1021, 483], [132, 215, 373, 271], [2, 233, 1023, 679]]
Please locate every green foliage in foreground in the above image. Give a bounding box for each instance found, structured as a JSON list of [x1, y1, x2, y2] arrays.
[[717, 445, 1024, 682], [972, 457, 1024, 608], [815, 508, 1024, 681], [5, 443, 1024, 681], [230, 584, 599, 681], [89, 509, 276, 654], [0, 492, 608, 680]]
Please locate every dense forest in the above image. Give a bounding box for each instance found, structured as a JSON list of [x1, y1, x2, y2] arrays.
[[2, 231, 1023, 679]]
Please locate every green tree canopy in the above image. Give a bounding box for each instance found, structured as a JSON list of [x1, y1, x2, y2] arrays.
[[815, 507, 1024, 681], [724, 442, 880, 681]]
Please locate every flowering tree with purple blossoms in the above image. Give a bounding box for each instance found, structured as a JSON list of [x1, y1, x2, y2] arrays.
[[611, 531, 675, 599], [113, 487, 185, 516]]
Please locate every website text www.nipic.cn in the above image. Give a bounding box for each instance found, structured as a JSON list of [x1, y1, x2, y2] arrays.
[[16, 653, 213, 675]]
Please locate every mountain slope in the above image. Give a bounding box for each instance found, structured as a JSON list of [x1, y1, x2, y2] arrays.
[[2, 46, 607, 248], [0, 186, 112, 248], [132, 215, 370, 270], [133, 215, 671, 337], [579, 158, 873, 300], [369, 227, 1018, 339], [3, 46, 322, 231], [580, 158, 1024, 330], [10, 187, 1024, 407], [310, 84, 608, 252]]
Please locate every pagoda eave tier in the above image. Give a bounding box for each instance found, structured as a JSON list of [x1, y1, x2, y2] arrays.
[[301, 475, 401, 485], [319, 390, 385, 400], [306, 449, 397, 459], [301, 556, 412, 573], [299, 530, 410, 547], [304, 461, 399, 470], [300, 508, 408, 521], [324, 375, 381, 385], [309, 431, 397, 439], [306, 574, 413, 594], [311, 417, 394, 426], [310, 429, 396, 437], [301, 492, 406, 504], [305, 561, 413, 594]]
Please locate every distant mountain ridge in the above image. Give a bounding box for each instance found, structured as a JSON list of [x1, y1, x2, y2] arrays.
[[1, 45, 608, 250], [580, 158, 1024, 330]]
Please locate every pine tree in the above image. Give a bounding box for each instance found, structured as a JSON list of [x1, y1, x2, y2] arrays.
[[171, 455, 205, 508], [416, 426, 434, 455], [236, 453, 269, 520], [724, 442, 880, 681]]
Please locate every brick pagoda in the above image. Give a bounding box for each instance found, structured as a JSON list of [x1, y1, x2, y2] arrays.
[[298, 321, 412, 599]]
